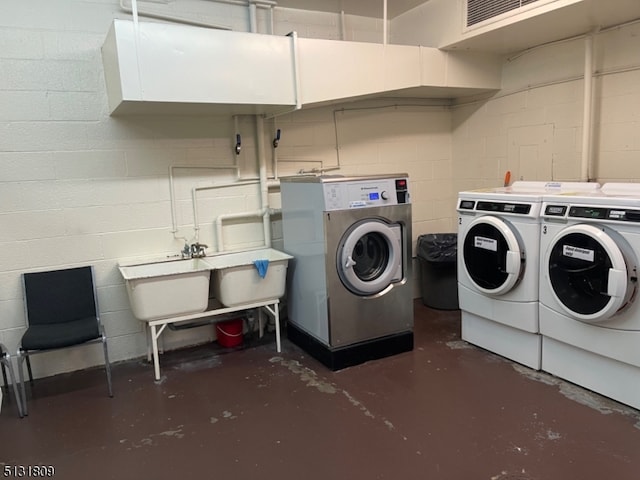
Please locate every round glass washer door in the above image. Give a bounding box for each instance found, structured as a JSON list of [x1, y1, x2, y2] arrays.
[[462, 216, 523, 295], [545, 224, 630, 322], [337, 219, 403, 296]]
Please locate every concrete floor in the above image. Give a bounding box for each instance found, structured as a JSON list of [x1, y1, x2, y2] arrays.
[[2, 300, 640, 479]]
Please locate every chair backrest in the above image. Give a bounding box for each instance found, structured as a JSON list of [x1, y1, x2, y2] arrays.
[[23, 266, 97, 326]]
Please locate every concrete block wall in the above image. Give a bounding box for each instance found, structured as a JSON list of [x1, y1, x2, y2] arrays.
[[0, 0, 444, 378], [274, 100, 455, 248], [451, 21, 640, 221], [4, 0, 637, 380]]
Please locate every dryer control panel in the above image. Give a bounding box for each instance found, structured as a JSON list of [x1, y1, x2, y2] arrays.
[[322, 178, 410, 211]]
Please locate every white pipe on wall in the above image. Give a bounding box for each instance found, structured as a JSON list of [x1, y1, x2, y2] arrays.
[[383, 0, 387, 45], [249, 2, 258, 33], [169, 164, 240, 242], [131, 0, 139, 24], [215, 208, 269, 252], [191, 180, 261, 250], [581, 33, 595, 181], [206, 0, 277, 7], [272, 122, 279, 180], [120, 0, 231, 29], [256, 116, 272, 248]]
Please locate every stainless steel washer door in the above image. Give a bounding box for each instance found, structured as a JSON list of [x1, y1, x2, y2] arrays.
[[337, 219, 403, 296]]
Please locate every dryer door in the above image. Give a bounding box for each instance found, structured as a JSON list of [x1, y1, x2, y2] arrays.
[[337, 219, 403, 296], [462, 216, 524, 295], [544, 224, 631, 322]]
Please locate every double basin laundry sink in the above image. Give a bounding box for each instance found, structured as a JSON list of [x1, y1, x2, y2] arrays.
[[118, 248, 292, 321]]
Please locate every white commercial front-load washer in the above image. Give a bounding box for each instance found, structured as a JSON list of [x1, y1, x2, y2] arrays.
[[281, 174, 412, 371], [539, 183, 640, 409], [457, 181, 599, 370]]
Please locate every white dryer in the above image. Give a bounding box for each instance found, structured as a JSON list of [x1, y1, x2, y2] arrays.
[[457, 181, 599, 370], [539, 183, 640, 410]]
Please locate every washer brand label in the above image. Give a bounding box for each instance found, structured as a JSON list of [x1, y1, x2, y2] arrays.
[[474, 236, 497, 252], [562, 245, 594, 262]]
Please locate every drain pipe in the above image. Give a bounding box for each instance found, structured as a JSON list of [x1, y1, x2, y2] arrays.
[[256, 116, 272, 247], [581, 32, 595, 181], [250, 3, 271, 249]]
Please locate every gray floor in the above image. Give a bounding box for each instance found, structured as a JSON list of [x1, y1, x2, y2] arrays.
[[2, 300, 640, 479]]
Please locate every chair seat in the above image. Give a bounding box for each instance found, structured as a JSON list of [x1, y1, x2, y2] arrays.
[[21, 317, 100, 351]]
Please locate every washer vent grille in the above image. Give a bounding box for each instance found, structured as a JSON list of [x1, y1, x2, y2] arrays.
[[467, 0, 541, 27]]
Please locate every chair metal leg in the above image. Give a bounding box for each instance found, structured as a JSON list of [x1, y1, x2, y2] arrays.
[[17, 351, 28, 417], [26, 354, 34, 384], [102, 336, 113, 398], [1, 353, 24, 418], [1, 362, 7, 389]]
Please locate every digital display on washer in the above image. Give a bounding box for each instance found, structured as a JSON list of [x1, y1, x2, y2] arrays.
[[476, 201, 531, 214], [459, 200, 475, 210], [545, 205, 567, 216], [369, 192, 380, 200], [567, 207, 640, 222], [569, 206, 608, 219], [622, 210, 640, 222]]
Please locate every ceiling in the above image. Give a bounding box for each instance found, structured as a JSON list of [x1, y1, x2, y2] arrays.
[[274, 0, 427, 19]]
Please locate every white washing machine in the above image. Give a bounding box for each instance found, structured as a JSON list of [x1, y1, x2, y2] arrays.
[[457, 181, 600, 369], [281, 174, 413, 370], [539, 183, 640, 409]]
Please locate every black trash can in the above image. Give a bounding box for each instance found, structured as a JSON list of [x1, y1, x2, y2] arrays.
[[417, 233, 459, 310]]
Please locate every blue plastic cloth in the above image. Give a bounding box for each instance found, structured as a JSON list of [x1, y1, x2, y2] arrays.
[[253, 259, 269, 278]]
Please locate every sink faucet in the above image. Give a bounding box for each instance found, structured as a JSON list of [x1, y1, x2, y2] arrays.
[[191, 243, 208, 258], [182, 242, 208, 259]]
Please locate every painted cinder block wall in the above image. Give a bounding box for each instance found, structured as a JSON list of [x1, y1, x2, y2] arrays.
[[1, 0, 639, 379], [392, 2, 640, 221], [0, 0, 451, 379], [450, 21, 640, 203]]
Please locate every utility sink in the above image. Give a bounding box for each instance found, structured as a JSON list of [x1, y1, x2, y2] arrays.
[[118, 248, 293, 320], [118, 258, 212, 321], [207, 248, 292, 307]]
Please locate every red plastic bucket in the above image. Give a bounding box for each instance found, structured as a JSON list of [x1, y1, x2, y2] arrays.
[[216, 319, 243, 348]]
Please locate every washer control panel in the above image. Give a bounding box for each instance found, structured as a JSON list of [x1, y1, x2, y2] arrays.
[[322, 178, 410, 211]]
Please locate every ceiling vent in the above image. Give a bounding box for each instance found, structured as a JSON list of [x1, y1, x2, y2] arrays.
[[467, 0, 541, 27]]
